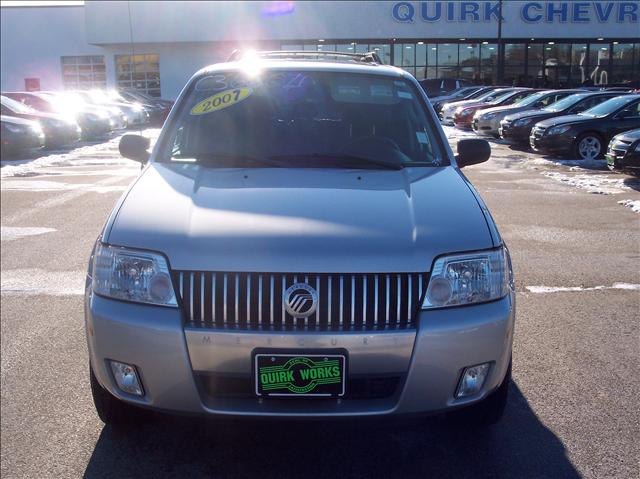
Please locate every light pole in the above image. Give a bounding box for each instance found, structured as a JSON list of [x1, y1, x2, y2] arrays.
[[497, 0, 504, 85]]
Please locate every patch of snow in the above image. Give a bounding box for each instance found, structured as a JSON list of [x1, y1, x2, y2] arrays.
[[541, 171, 631, 195], [0, 128, 159, 179], [441, 125, 478, 141], [529, 156, 607, 170], [1, 269, 84, 295], [526, 283, 640, 294], [1, 227, 56, 242], [617, 199, 640, 213], [0, 179, 126, 193]]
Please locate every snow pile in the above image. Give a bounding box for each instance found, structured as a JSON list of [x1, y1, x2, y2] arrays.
[[542, 171, 630, 194], [617, 199, 640, 213], [0, 128, 159, 179], [529, 156, 607, 170], [526, 283, 640, 293], [1, 227, 56, 242], [441, 125, 478, 141], [1, 269, 84, 295]]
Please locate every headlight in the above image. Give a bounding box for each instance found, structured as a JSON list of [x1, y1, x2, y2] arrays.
[[514, 118, 532, 127], [547, 125, 571, 136], [5, 123, 25, 133], [92, 243, 177, 307], [422, 247, 511, 309]]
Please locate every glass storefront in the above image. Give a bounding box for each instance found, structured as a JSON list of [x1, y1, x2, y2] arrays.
[[282, 40, 639, 88]]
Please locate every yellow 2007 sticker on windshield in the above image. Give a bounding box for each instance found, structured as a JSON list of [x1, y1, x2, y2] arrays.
[[190, 88, 252, 115]]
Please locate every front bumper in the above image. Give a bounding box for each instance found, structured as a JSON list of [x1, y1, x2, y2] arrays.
[[472, 117, 500, 136], [499, 123, 531, 143], [453, 117, 474, 129], [529, 132, 572, 155], [86, 290, 515, 417]]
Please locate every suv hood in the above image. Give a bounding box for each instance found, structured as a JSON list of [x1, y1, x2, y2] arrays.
[[107, 163, 494, 273]]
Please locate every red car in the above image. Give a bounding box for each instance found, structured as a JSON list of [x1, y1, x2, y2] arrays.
[[453, 89, 536, 129]]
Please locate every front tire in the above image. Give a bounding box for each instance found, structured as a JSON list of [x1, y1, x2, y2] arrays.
[[573, 133, 604, 160], [90, 363, 147, 428], [448, 359, 511, 428]]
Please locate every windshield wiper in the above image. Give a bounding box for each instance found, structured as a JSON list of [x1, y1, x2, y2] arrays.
[[267, 153, 404, 170], [170, 153, 284, 167]]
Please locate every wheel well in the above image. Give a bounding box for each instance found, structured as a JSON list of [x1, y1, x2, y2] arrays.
[[577, 131, 604, 143]]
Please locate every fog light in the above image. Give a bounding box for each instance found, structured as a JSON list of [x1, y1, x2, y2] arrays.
[[109, 360, 144, 396], [456, 363, 490, 398]]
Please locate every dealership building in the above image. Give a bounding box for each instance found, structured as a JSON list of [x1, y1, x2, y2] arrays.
[[1, 1, 639, 99]]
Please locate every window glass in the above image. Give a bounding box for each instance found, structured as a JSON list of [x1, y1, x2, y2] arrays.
[[588, 44, 611, 86], [415, 43, 426, 66], [369, 44, 391, 64], [611, 43, 635, 83], [480, 43, 498, 85], [115, 54, 161, 97], [427, 45, 437, 68], [504, 44, 526, 86], [571, 44, 588, 86], [438, 44, 458, 67], [60, 55, 106, 89], [459, 43, 479, 82], [165, 71, 446, 168], [544, 44, 571, 88], [526, 44, 544, 87]]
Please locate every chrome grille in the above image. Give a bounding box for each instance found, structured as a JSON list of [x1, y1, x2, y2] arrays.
[[532, 126, 546, 138], [174, 272, 428, 331]]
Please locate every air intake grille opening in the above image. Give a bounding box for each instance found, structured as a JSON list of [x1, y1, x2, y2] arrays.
[[174, 272, 428, 331]]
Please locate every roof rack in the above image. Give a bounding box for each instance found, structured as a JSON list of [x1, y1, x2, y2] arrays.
[[226, 50, 383, 65]]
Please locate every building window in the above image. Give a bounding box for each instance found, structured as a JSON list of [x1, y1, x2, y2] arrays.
[[611, 43, 636, 84], [115, 54, 161, 97], [61, 56, 106, 90]]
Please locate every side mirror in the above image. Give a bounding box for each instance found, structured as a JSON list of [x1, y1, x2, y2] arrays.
[[119, 134, 150, 163], [456, 139, 491, 168]]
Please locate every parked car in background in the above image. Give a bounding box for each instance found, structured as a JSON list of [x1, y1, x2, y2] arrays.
[[1, 115, 45, 157], [117, 89, 172, 125], [606, 129, 640, 174], [500, 91, 624, 145], [430, 86, 494, 114], [473, 89, 583, 137], [1, 95, 80, 149], [4, 91, 115, 139], [454, 89, 535, 130], [440, 88, 517, 124], [73, 90, 148, 128], [427, 85, 482, 104], [530, 95, 640, 160], [419, 78, 474, 97]]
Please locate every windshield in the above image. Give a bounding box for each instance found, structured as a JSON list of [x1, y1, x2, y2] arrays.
[[515, 91, 547, 107], [543, 93, 588, 112], [163, 70, 446, 168], [580, 96, 633, 118], [1, 95, 35, 113], [488, 90, 517, 104]]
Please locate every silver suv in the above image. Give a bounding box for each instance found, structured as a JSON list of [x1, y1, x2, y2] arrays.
[[86, 51, 515, 427]]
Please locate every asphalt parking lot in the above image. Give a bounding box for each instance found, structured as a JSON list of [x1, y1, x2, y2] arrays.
[[1, 129, 639, 479]]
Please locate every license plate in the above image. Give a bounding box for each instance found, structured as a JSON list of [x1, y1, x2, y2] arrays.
[[254, 353, 346, 397]]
